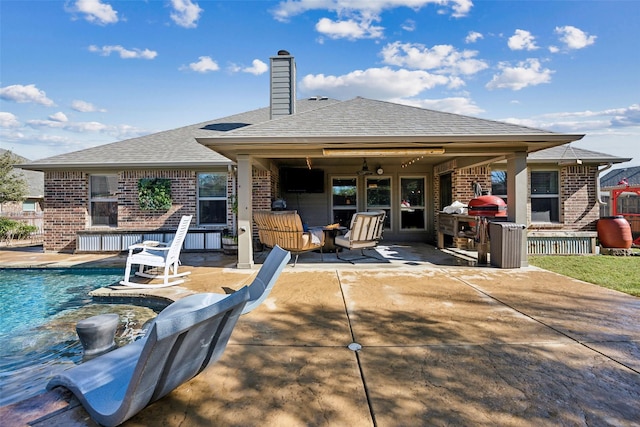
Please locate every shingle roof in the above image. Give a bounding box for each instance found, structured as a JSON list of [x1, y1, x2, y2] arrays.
[[528, 144, 631, 165], [601, 166, 640, 187], [21, 98, 341, 170], [21, 96, 590, 170], [223, 97, 558, 138]]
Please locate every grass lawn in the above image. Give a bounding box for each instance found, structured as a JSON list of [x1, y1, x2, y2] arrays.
[[529, 252, 640, 297]]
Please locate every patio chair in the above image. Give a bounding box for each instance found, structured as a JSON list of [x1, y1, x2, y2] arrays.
[[335, 210, 386, 263], [119, 215, 192, 288], [241, 244, 291, 314], [253, 210, 324, 266], [47, 288, 250, 427], [177, 245, 291, 315]]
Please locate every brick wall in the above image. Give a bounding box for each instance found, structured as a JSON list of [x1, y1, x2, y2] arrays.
[[252, 169, 272, 211], [453, 166, 491, 202], [119, 170, 196, 228], [43, 168, 271, 252], [561, 165, 599, 231], [252, 169, 273, 242], [43, 170, 204, 252], [435, 163, 600, 232], [44, 171, 88, 252]]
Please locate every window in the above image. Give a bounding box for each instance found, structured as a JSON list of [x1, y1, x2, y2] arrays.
[[22, 200, 36, 212], [366, 177, 391, 229], [90, 175, 118, 226], [400, 177, 426, 230], [531, 171, 559, 222], [198, 172, 227, 225], [439, 172, 452, 211], [491, 170, 507, 202], [331, 177, 357, 227]]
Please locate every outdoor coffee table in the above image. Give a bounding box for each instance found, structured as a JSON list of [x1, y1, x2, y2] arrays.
[[321, 226, 348, 252]]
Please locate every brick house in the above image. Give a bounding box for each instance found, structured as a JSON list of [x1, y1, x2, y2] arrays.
[[21, 51, 630, 268]]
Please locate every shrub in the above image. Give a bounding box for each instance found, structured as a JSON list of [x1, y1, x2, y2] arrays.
[[0, 217, 37, 240]]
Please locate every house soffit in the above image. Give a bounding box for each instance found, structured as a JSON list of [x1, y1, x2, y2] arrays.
[[197, 134, 584, 167]]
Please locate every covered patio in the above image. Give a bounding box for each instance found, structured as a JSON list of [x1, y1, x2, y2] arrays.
[[2, 245, 639, 426]]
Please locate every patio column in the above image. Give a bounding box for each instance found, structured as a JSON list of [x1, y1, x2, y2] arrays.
[[236, 154, 254, 269], [506, 151, 528, 267]]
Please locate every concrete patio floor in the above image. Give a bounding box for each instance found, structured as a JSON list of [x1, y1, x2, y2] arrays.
[[1, 244, 639, 426]]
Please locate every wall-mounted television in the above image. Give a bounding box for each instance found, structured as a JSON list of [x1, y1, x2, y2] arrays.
[[281, 168, 325, 193]]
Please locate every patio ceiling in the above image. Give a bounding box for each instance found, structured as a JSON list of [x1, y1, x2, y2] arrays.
[[196, 133, 585, 169]]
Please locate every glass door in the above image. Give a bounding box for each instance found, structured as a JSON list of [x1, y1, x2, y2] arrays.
[[365, 177, 391, 229], [331, 177, 357, 227], [400, 177, 426, 230]]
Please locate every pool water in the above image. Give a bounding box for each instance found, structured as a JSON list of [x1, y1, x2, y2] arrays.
[[0, 269, 158, 406]]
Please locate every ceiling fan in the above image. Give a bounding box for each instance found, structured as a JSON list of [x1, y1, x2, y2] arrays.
[[356, 158, 373, 175]]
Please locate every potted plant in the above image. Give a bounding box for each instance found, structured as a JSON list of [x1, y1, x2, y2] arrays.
[[221, 195, 238, 254]]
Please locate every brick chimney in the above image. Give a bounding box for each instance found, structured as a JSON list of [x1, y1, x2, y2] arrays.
[[270, 50, 296, 119]]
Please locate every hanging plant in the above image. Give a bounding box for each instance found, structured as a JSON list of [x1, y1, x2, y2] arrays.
[[138, 178, 172, 211]]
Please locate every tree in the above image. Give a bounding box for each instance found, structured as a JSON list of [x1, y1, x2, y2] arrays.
[[0, 150, 28, 203]]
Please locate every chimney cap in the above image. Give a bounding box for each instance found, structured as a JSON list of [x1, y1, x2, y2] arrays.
[[277, 49, 291, 56]]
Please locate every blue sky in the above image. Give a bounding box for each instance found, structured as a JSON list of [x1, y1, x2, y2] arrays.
[[1, 0, 638, 168]]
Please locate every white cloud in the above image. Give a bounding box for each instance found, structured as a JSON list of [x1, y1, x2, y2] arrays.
[[402, 19, 416, 32], [315, 17, 384, 40], [27, 118, 108, 133], [380, 41, 488, 76], [535, 104, 640, 130], [300, 66, 461, 100], [485, 59, 553, 91], [272, 1, 473, 40], [24, 117, 146, 139], [555, 25, 597, 50], [71, 100, 105, 112], [548, 45, 560, 54], [0, 84, 55, 106], [242, 59, 269, 75], [49, 112, 69, 122], [508, 29, 538, 51], [0, 112, 20, 128], [391, 96, 484, 115], [182, 56, 220, 73], [170, 0, 203, 28], [88, 45, 157, 59], [465, 31, 483, 44], [67, 0, 118, 25]]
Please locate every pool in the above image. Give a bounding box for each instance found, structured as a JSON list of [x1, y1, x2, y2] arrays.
[[0, 269, 158, 407]]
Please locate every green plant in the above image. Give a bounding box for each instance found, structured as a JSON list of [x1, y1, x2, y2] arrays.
[[138, 178, 172, 211], [0, 150, 28, 203], [0, 217, 37, 240]]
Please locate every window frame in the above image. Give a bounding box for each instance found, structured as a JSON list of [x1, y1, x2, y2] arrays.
[[365, 175, 392, 230], [491, 169, 508, 202], [89, 174, 118, 227], [330, 176, 358, 227], [197, 172, 228, 226], [530, 170, 560, 223], [399, 176, 426, 231], [22, 200, 37, 212]]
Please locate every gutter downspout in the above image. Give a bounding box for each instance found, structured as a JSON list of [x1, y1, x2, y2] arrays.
[[597, 163, 613, 205], [229, 164, 237, 232]]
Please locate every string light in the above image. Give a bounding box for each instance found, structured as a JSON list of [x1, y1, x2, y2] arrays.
[[401, 155, 425, 168]]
